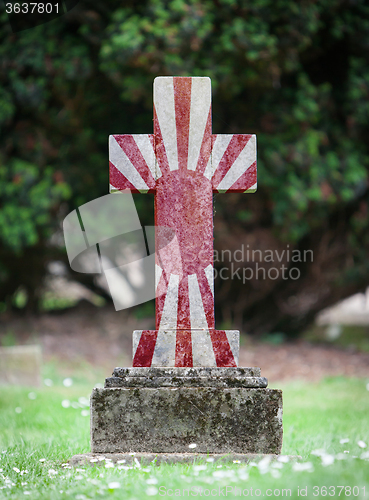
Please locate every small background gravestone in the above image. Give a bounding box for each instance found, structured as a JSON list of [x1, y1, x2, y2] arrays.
[[0, 345, 42, 387]]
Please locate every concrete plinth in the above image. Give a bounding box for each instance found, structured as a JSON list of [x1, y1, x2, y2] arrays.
[[90, 367, 283, 455]]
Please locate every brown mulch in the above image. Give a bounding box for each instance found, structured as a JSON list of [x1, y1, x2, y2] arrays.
[[1, 302, 369, 383]]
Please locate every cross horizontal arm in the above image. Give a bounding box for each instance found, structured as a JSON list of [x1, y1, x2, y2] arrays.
[[109, 133, 257, 195], [109, 134, 157, 194], [209, 134, 257, 193]]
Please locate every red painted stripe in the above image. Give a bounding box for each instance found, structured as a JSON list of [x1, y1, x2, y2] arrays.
[[113, 134, 156, 190], [212, 134, 252, 189], [109, 161, 140, 193], [175, 330, 193, 367], [153, 105, 171, 177], [209, 330, 237, 367], [155, 270, 168, 330], [226, 161, 257, 193], [133, 330, 158, 367], [197, 269, 215, 329], [173, 77, 191, 172], [148, 133, 155, 149], [196, 108, 212, 175]]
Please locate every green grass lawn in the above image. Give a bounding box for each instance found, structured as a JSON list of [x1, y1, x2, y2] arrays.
[[0, 377, 368, 499]]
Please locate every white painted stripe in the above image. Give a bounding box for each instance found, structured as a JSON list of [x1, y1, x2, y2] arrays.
[[245, 182, 257, 193], [191, 330, 217, 367], [204, 264, 214, 296], [204, 134, 233, 180], [203, 157, 213, 180], [188, 274, 217, 366], [224, 330, 239, 366], [157, 273, 179, 330], [109, 135, 149, 191], [133, 134, 158, 180], [155, 158, 162, 179], [154, 77, 179, 171], [151, 330, 177, 367], [188, 274, 208, 329], [132, 330, 143, 360], [155, 264, 163, 290], [216, 135, 256, 191], [151, 273, 179, 365], [187, 77, 211, 171]]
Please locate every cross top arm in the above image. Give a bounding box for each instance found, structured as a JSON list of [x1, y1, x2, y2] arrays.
[[109, 77, 256, 195]]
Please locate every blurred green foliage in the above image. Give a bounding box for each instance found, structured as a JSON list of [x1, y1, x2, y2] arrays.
[[0, 159, 71, 251], [0, 0, 369, 321]]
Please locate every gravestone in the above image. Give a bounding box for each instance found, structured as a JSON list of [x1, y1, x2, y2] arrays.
[[90, 77, 283, 456], [0, 345, 42, 387]]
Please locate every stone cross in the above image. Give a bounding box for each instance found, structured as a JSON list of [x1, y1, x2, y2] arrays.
[[109, 77, 257, 368]]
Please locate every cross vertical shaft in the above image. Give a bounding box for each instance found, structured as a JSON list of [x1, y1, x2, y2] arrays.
[[154, 77, 214, 366]]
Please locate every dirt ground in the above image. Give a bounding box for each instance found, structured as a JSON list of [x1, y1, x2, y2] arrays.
[[1, 301, 369, 384]]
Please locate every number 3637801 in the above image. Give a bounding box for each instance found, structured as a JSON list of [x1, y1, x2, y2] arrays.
[[6, 3, 60, 14]]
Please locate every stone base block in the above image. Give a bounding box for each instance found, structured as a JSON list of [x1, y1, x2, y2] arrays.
[[91, 369, 283, 454]]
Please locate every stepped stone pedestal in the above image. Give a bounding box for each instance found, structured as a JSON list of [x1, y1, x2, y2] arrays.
[[90, 367, 283, 455]]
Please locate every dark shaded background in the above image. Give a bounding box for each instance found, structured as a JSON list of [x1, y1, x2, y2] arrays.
[[1, 0, 369, 337]]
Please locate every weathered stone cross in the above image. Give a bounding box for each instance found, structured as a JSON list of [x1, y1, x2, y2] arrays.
[[109, 77, 257, 368]]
